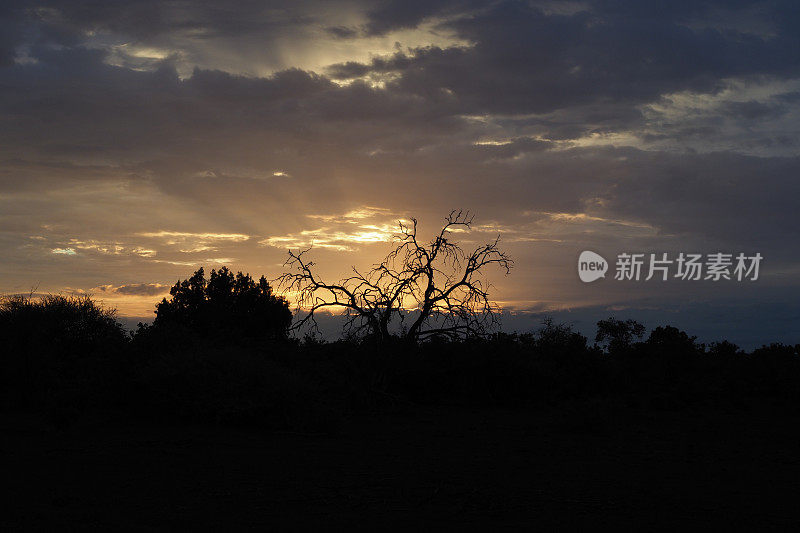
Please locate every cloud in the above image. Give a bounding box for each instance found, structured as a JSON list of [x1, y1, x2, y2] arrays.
[[261, 207, 401, 251], [67, 239, 157, 258], [136, 231, 250, 242], [329, 1, 800, 117], [7, 0, 467, 77], [94, 283, 170, 296], [325, 25, 358, 39], [307, 206, 394, 221]]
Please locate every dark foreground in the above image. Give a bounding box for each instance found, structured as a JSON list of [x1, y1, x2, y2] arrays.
[[4, 296, 800, 528], [5, 402, 800, 530]]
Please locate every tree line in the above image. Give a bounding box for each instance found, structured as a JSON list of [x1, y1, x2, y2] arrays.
[[1, 212, 797, 430]]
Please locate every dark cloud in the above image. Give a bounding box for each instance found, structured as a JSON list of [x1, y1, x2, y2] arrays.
[[99, 283, 170, 296], [325, 25, 358, 39], [580, 148, 800, 252], [722, 100, 786, 121], [363, 0, 474, 35], [21, 0, 313, 42], [328, 1, 800, 116]]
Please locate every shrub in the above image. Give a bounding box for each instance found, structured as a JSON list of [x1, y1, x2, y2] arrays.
[[144, 266, 292, 345], [0, 294, 128, 410]]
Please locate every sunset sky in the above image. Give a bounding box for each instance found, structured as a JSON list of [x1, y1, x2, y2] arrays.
[[2, 0, 800, 346]]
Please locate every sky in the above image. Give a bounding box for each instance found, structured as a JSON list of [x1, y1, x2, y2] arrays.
[[1, 0, 800, 347]]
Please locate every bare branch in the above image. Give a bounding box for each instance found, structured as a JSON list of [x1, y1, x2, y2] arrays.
[[276, 212, 512, 343]]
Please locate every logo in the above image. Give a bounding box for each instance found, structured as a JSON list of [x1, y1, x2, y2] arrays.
[[578, 251, 608, 282], [576, 251, 762, 282]]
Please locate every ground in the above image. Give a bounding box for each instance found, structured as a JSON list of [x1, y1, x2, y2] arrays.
[[4, 403, 800, 529]]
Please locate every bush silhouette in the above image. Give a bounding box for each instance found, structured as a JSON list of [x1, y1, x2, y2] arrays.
[[595, 317, 646, 355], [1, 294, 125, 347], [147, 267, 291, 345], [0, 294, 127, 411]]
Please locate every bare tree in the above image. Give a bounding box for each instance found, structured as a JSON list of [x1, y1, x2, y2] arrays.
[[277, 210, 512, 342]]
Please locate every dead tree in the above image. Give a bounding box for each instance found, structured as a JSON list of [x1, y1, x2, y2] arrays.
[[277, 210, 513, 343]]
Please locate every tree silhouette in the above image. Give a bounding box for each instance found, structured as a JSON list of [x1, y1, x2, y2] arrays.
[[645, 325, 699, 356], [152, 266, 291, 343], [595, 317, 646, 355], [278, 210, 512, 342]]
